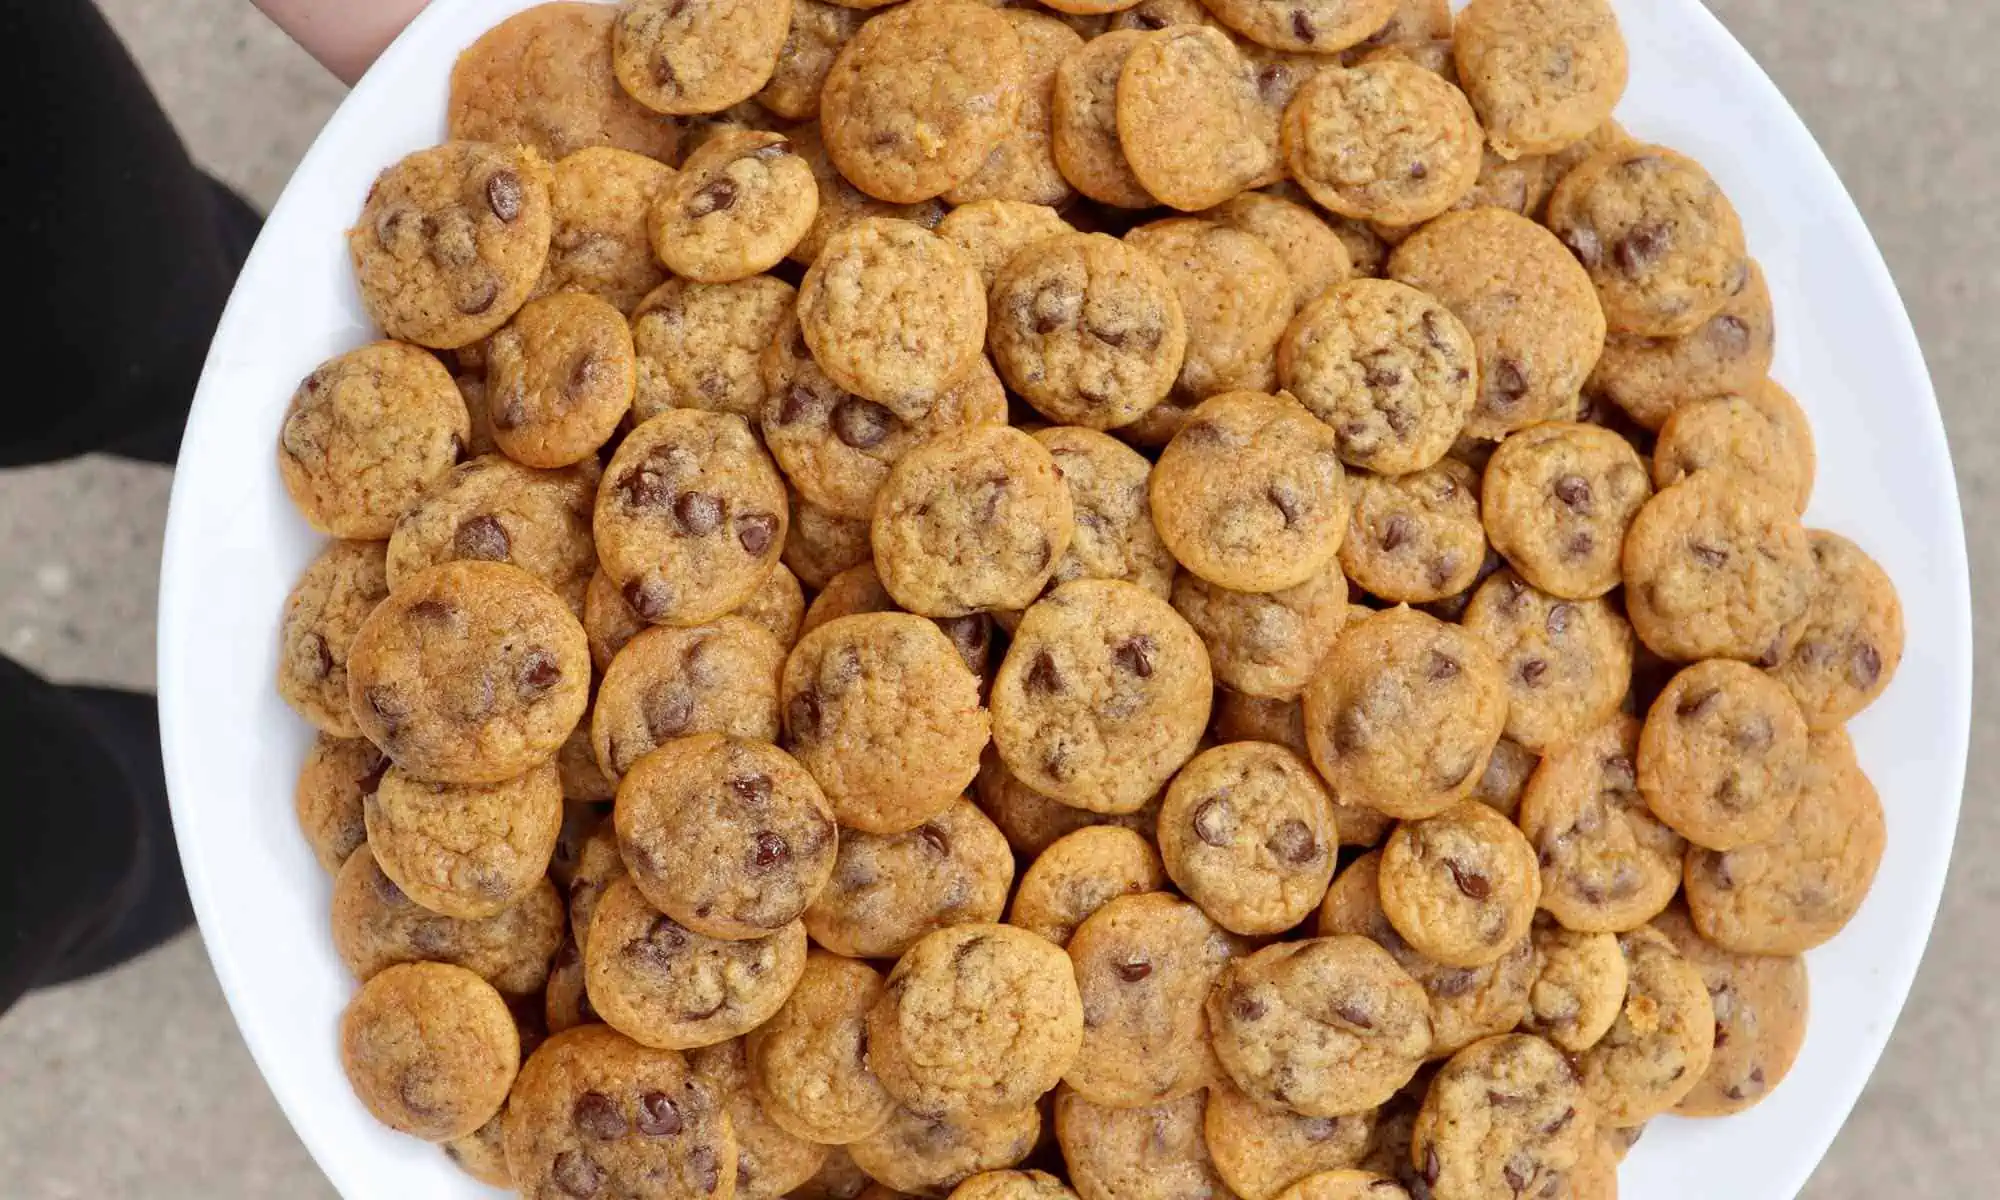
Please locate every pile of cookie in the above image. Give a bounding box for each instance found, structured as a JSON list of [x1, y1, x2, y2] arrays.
[[275, 0, 1908, 1195]]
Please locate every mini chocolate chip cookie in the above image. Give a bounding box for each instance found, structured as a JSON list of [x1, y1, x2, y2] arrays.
[[1469, 735, 1539, 821], [1683, 727, 1885, 956], [1124, 218, 1292, 401], [784, 491, 875, 589], [1034, 425, 1178, 603], [1055, 1087, 1230, 1200], [1481, 421, 1651, 600], [1302, 606, 1508, 820], [503, 1024, 740, 1200], [295, 733, 386, 872], [1461, 570, 1633, 753], [1453, 0, 1628, 160], [781, 613, 991, 833], [988, 232, 1189, 429], [1637, 659, 1810, 851], [1514, 715, 1686, 933], [1278, 278, 1477, 475], [591, 618, 784, 783], [614, 734, 837, 940], [611, 0, 791, 116], [1766, 531, 1904, 730], [1209, 936, 1433, 1116], [869, 923, 1084, 1118], [1008, 825, 1166, 946], [1206, 190, 1354, 314], [595, 409, 789, 627], [1651, 904, 1809, 1118], [364, 761, 562, 919], [1546, 145, 1750, 338], [330, 846, 566, 999], [690, 1038, 830, 1200], [735, 562, 808, 651], [943, 11, 1083, 208], [1157, 742, 1340, 936], [485, 291, 635, 467], [805, 797, 1014, 958], [347, 561, 589, 784], [1151, 391, 1348, 592], [653, 131, 819, 282], [759, 0, 870, 119], [1620, 470, 1816, 663], [950, 1170, 1080, 1200], [790, 123, 951, 265], [802, 563, 994, 678], [796, 1148, 872, 1200], [1339, 460, 1487, 604], [1521, 916, 1628, 1053], [746, 950, 898, 1144], [1050, 31, 1158, 209], [349, 142, 553, 350], [1586, 258, 1776, 431], [819, 0, 1027, 203], [1387, 208, 1606, 441], [991, 579, 1213, 814], [1652, 381, 1816, 515], [536, 146, 672, 314], [871, 425, 1075, 617], [340, 961, 520, 1141], [1380, 801, 1541, 968], [1203, 0, 1397, 53], [1116, 26, 1277, 211], [849, 1102, 1042, 1197], [937, 200, 1078, 291], [279, 539, 391, 737], [975, 748, 1163, 857], [584, 875, 809, 1049], [1578, 926, 1716, 1126], [1173, 559, 1349, 700], [387, 454, 598, 617], [1282, 61, 1483, 226], [278, 342, 469, 539], [1412, 1032, 1592, 1200], [1204, 1084, 1374, 1200]]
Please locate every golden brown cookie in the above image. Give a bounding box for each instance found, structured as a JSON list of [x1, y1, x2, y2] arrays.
[[1172, 560, 1349, 701], [612, 0, 792, 116], [632, 276, 796, 424], [690, 1039, 830, 1200], [1379, 800, 1541, 968], [653, 130, 820, 282], [785, 491, 875, 589], [1206, 190, 1354, 314], [759, 0, 870, 119], [1651, 381, 1816, 516], [330, 846, 566, 999], [278, 540, 391, 737], [1157, 742, 1340, 936], [1461, 569, 1633, 754], [974, 748, 1164, 857], [1049, 31, 1158, 209], [536, 146, 673, 314], [1651, 905, 1809, 1118], [1055, 1087, 1229, 1200], [590, 618, 785, 784], [1577, 926, 1716, 1127], [1453, 0, 1627, 159], [805, 797, 1014, 958], [1586, 258, 1776, 432], [340, 961, 519, 1141], [1339, 460, 1488, 604], [485, 291, 635, 467], [789, 123, 951, 266], [1411, 1033, 1592, 1200], [849, 1103, 1041, 1197], [1637, 659, 1810, 851], [1520, 916, 1627, 1053], [1116, 26, 1277, 211], [1282, 61, 1483, 226], [364, 761, 562, 919], [937, 200, 1078, 291], [1204, 1084, 1374, 1200], [386, 454, 598, 618], [294, 734, 385, 872], [747, 950, 898, 1144], [1008, 826, 1166, 946], [1124, 218, 1292, 402], [943, 11, 1083, 207], [1766, 530, 1905, 730]]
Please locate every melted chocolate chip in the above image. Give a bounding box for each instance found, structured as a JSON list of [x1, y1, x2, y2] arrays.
[[1114, 635, 1155, 677], [520, 649, 562, 695], [1614, 223, 1672, 275], [674, 491, 724, 536], [1553, 475, 1592, 512], [830, 397, 893, 449], [1266, 819, 1318, 865], [453, 514, 511, 562], [637, 1090, 684, 1136], [735, 512, 778, 555], [1267, 483, 1304, 528], [1445, 858, 1492, 900], [1382, 513, 1414, 551], [551, 1149, 605, 1197], [486, 171, 523, 223], [1114, 958, 1153, 982], [687, 178, 738, 218], [1192, 797, 1231, 847], [751, 830, 790, 870], [918, 823, 951, 855], [1024, 650, 1064, 694], [574, 1092, 628, 1141]]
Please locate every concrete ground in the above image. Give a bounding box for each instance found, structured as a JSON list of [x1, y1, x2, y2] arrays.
[[0, 0, 1993, 1195]]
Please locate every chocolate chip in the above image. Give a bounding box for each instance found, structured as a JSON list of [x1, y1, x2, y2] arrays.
[[1431, 968, 1476, 998], [1334, 998, 1374, 1029], [1365, 365, 1404, 389], [1553, 475, 1592, 512], [1028, 280, 1082, 334], [300, 632, 333, 680], [626, 577, 673, 622], [486, 171, 523, 222], [736, 512, 778, 555], [574, 1091, 628, 1140], [566, 351, 601, 399], [520, 649, 562, 695], [1614, 223, 1672, 275], [1114, 635, 1155, 677], [365, 686, 407, 734], [830, 397, 893, 449], [644, 689, 694, 742], [1690, 542, 1729, 567], [776, 384, 815, 425], [1425, 651, 1460, 682], [674, 491, 723, 535], [1408, 161, 1428, 180], [918, 823, 951, 855], [1707, 314, 1752, 355], [1850, 643, 1883, 688], [1517, 658, 1548, 686], [1490, 358, 1529, 405], [729, 774, 772, 804], [1546, 603, 1574, 635], [1115, 958, 1153, 982], [1231, 990, 1267, 1021], [751, 830, 790, 870], [1563, 530, 1595, 559], [408, 598, 456, 626], [552, 1149, 605, 1197], [453, 514, 510, 562], [687, 178, 738, 218], [1731, 716, 1774, 751], [1192, 797, 1231, 847], [1445, 858, 1492, 900], [1267, 484, 1303, 528], [1381, 513, 1414, 551], [1424, 1146, 1441, 1186], [1333, 704, 1368, 754], [787, 689, 823, 739], [1290, 8, 1314, 40], [458, 276, 499, 315], [637, 1090, 684, 1136], [1024, 650, 1064, 694], [1266, 819, 1318, 865]]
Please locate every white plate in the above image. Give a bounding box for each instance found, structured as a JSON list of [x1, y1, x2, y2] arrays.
[[159, 1, 1970, 1196]]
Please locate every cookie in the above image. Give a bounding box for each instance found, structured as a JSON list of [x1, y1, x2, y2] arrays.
[[1683, 727, 1885, 956], [937, 201, 1078, 291], [1034, 426, 1178, 605], [1209, 936, 1432, 1116], [1157, 742, 1340, 936], [1055, 1088, 1228, 1200], [364, 761, 562, 919], [1207, 191, 1354, 314], [944, 11, 1084, 207], [1173, 560, 1349, 700], [1481, 421, 1652, 600], [1379, 800, 1541, 969], [448, 3, 681, 163], [591, 618, 784, 783], [585, 567, 648, 672], [444, 1109, 514, 1187], [1651, 905, 1809, 1118], [583, 875, 809, 1049], [987, 232, 1189, 429], [1339, 460, 1487, 604], [1461, 569, 1633, 753], [1620, 470, 1816, 663], [1586, 258, 1776, 431], [1469, 736, 1538, 821], [805, 797, 1014, 958], [991, 579, 1213, 814], [1637, 659, 1810, 851], [346, 561, 589, 784], [689, 1039, 830, 1200], [503, 1024, 739, 1200], [537, 146, 672, 315], [340, 961, 519, 1141], [799, 218, 990, 416], [796, 1148, 874, 1200], [1521, 916, 1627, 1053], [594, 408, 789, 627], [1205, 1085, 1374, 1200], [1546, 145, 1750, 338], [849, 1103, 1041, 1197], [1273, 1172, 1409, 1200], [278, 342, 469, 538], [1411, 1033, 1591, 1200], [295, 734, 386, 872], [760, 0, 870, 119], [786, 492, 876, 589], [1008, 825, 1166, 946], [790, 123, 951, 266], [568, 822, 629, 946], [1653, 381, 1816, 515], [1202, 0, 1396, 52], [820, 0, 1027, 202], [1766, 531, 1904, 730], [781, 612, 991, 833], [1116, 26, 1276, 211], [1061, 889, 1245, 1105], [1453, 0, 1625, 159], [950, 1170, 1080, 1200], [1049, 31, 1158, 209], [350, 142, 554, 350], [747, 950, 897, 1144], [278, 540, 391, 737], [1282, 61, 1483, 226], [614, 733, 837, 940], [1301, 606, 1508, 821], [871, 425, 1076, 617], [1277, 279, 1478, 475], [386, 453, 598, 617], [1514, 715, 1685, 933], [653, 130, 820, 282], [611, 0, 791, 116], [975, 748, 1163, 857], [1577, 926, 1716, 1127], [735, 562, 808, 650], [802, 563, 995, 679], [330, 846, 566, 999], [1124, 218, 1291, 401], [485, 291, 636, 467], [1387, 208, 1606, 440], [1342, 0, 1453, 57]]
